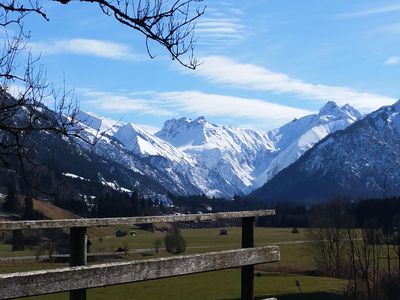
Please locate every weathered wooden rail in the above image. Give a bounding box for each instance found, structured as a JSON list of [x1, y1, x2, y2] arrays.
[[0, 210, 279, 300]]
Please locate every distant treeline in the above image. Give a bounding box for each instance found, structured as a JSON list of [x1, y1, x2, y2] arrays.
[[3, 168, 400, 228], [257, 197, 400, 229], [59, 192, 400, 229], [169, 194, 400, 229]]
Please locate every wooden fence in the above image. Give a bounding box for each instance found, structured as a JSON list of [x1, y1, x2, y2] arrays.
[[0, 210, 279, 300]]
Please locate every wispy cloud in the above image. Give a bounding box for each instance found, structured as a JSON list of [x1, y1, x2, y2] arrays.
[[196, 4, 245, 51], [374, 22, 400, 33], [385, 56, 400, 65], [78, 88, 313, 129], [193, 56, 395, 111], [159, 91, 312, 124], [78, 89, 173, 116], [30, 39, 139, 61], [338, 4, 400, 18], [197, 18, 244, 36]]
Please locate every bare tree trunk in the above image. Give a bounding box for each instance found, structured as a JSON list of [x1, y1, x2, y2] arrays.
[[344, 228, 359, 296], [386, 232, 392, 300]]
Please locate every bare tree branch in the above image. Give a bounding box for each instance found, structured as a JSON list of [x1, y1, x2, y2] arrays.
[[0, 0, 205, 191], [0, 0, 205, 69]]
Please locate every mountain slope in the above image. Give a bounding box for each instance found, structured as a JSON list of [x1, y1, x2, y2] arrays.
[[76, 110, 122, 135], [156, 116, 277, 193], [255, 101, 362, 187], [9, 100, 362, 199], [114, 122, 194, 162], [0, 101, 187, 197], [112, 122, 243, 197], [250, 100, 400, 203], [156, 102, 362, 193], [71, 111, 204, 195], [34, 126, 170, 195]]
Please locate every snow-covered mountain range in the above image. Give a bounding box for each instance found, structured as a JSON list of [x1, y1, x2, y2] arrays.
[[250, 100, 400, 203], [76, 101, 362, 198], [254, 101, 361, 188]]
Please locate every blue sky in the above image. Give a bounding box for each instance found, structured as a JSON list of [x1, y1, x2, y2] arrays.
[[19, 0, 400, 132]]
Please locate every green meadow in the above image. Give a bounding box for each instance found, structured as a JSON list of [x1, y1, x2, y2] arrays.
[[0, 227, 352, 299]]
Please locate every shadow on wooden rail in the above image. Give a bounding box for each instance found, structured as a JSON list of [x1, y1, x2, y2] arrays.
[[0, 210, 279, 300]]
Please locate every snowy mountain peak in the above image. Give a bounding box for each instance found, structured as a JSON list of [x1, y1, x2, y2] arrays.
[[318, 101, 361, 121], [253, 101, 362, 189], [251, 99, 400, 203], [319, 101, 340, 115], [341, 103, 363, 120], [113, 121, 196, 165], [76, 110, 121, 134], [125, 122, 143, 133], [194, 116, 207, 124], [392, 99, 400, 112], [114, 121, 163, 152], [156, 117, 210, 147], [160, 116, 208, 132], [113, 122, 140, 151], [75, 100, 364, 198]]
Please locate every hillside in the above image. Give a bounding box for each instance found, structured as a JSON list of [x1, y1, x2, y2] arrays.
[[250, 100, 400, 203], [32, 199, 112, 237]]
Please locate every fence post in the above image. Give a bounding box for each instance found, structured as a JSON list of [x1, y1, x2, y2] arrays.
[[241, 216, 255, 300], [12, 230, 24, 251], [69, 227, 87, 300]]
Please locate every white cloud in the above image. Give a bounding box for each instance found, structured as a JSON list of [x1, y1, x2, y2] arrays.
[[78, 89, 174, 116], [30, 39, 139, 61], [338, 4, 400, 18], [193, 56, 395, 111], [197, 19, 244, 35], [385, 56, 400, 65], [196, 5, 245, 51], [160, 91, 312, 125], [78, 88, 313, 129]]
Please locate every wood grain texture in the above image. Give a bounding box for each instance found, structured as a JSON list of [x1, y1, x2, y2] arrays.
[[0, 210, 275, 230], [0, 246, 280, 299]]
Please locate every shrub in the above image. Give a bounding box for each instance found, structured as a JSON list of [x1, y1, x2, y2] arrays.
[[164, 225, 186, 254], [115, 230, 127, 237]]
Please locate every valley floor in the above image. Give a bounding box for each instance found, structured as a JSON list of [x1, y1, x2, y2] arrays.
[[0, 227, 353, 300]]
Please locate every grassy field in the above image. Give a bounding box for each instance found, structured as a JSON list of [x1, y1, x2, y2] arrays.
[[0, 243, 33, 257], [88, 227, 317, 272], [17, 270, 349, 300], [89, 226, 311, 252], [1, 226, 353, 299], [0, 261, 66, 273], [0, 227, 316, 269]]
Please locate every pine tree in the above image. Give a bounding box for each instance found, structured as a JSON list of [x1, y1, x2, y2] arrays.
[[130, 191, 141, 216]]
